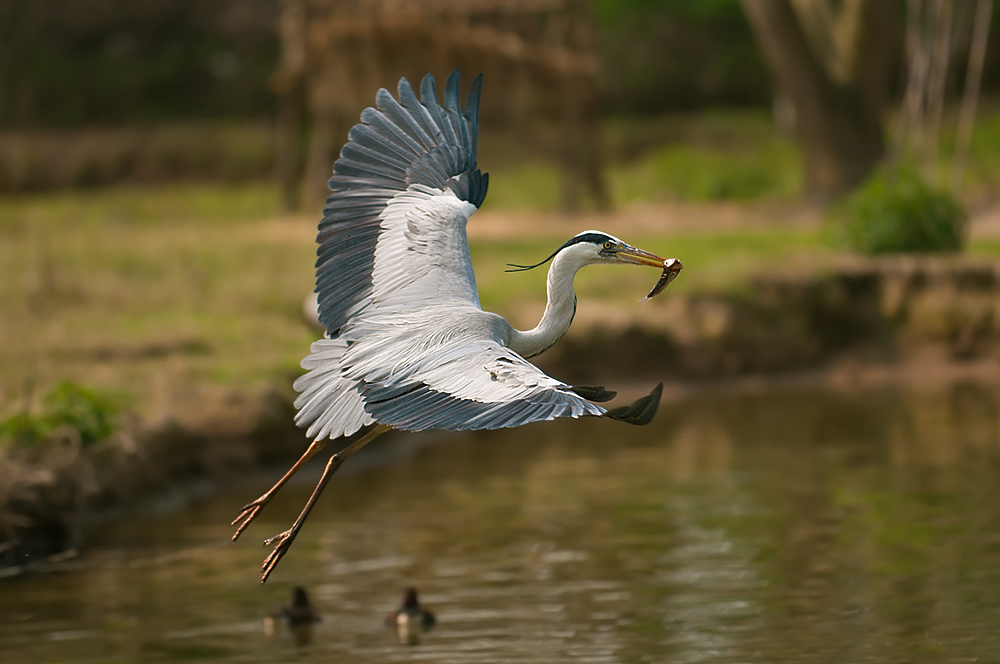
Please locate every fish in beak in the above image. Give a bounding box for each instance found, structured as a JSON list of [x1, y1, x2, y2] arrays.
[[641, 257, 683, 302]]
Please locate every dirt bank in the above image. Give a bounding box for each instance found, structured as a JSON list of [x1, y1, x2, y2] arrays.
[[2, 254, 999, 574], [0, 393, 301, 573]]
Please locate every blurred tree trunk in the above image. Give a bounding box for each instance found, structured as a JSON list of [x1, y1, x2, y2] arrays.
[[894, 0, 992, 191], [275, 92, 303, 211], [558, 65, 611, 212], [274, 0, 307, 210], [952, 0, 993, 189], [740, 0, 898, 202], [302, 111, 342, 213]]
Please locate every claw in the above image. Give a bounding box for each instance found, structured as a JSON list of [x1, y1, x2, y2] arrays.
[[231, 497, 270, 542], [263, 530, 291, 548], [261, 530, 296, 583]]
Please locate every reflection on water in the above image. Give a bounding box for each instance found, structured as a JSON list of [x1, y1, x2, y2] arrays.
[[1, 381, 999, 662]]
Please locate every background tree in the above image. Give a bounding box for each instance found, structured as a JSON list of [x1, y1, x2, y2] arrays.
[[893, 0, 994, 191], [739, 0, 900, 202]]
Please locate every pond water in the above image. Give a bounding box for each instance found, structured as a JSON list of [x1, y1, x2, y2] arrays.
[[2, 381, 1000, 663]]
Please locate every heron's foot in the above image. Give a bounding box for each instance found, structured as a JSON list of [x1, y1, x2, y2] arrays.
[[260, 527, 299, 583], [230, 495, 273, 542]]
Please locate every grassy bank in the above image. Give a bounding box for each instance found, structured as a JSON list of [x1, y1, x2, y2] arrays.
[[0, 186, 800, 422], [0, 183, 311, 427], [3, 179, 1000, 428]]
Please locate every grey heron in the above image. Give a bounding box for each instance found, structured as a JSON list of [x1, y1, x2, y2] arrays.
[[232, 70, 681, 582]]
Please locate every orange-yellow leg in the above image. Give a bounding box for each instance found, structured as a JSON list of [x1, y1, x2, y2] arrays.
[[231, 438, 329, 542], [257, 424, 390, 583]]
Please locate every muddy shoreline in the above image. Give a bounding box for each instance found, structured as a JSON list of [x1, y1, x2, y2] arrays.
[[2, 255, 999, 574]]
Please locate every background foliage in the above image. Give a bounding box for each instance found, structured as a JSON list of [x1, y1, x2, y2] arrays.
[[0, 381, 121, 447], [2, 0, 780, 129], [838, 166, 967, 254]]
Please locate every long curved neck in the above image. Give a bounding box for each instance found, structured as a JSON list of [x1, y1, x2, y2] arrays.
[[508, 251, 583, 358]]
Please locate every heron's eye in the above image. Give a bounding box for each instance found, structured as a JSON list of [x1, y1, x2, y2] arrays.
[[603, 241, 614, 250]]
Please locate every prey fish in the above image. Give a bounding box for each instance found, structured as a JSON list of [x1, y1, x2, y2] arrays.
[[641, 258, 683, 302]]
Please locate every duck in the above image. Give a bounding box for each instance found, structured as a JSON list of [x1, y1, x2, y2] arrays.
[[264, 586, 321, 646], [384, 587, 436, 645]]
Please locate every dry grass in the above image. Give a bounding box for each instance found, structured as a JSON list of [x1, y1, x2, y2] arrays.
[[0, 183, 317, 426], [0, 123, 276, 192]]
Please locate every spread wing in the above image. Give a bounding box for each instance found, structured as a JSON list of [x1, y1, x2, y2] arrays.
[[295, 70, 609, 440], [314, 70, 489, 336]]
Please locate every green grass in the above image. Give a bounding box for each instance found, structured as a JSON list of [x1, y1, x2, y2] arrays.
[[969, 238, 1000, 256], [0, 182, 316, 420], [966, 108, 1000, 188], [612, 143, 800, 204], [0, 181, 284, 230], [480, 161, 562, 211], [607, 110, 801, 204], [478, 108, 801, 212], [482, 103, 1000, 210]]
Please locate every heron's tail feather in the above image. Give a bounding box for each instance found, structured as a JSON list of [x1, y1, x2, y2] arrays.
[[294, 339, 375, 440]]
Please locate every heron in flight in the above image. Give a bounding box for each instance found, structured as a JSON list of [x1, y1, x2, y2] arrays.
[[232, 71, 681, 582]]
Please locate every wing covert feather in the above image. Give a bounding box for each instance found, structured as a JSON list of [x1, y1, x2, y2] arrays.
[[359, 340, 605, 432]]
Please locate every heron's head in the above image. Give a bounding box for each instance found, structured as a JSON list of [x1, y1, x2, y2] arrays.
[[507, 230, 667, 272]]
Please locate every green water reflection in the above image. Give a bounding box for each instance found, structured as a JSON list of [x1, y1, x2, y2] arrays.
[[1, 381, 999, 662]]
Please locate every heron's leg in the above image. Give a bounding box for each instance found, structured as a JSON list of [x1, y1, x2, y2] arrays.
[[259, 424, 390, 583], [231, 438, 330, 542]]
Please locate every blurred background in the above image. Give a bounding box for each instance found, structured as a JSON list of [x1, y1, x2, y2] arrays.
[[3, 0, 999, 205], [3, 2, 1000, 660]]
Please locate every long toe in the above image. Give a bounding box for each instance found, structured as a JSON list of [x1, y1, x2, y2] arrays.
[[260, 529, 297, 582], [231, 505, 264, 541]]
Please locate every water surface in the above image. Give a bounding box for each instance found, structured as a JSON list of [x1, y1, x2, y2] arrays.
[[2, 381, 1000, 662]]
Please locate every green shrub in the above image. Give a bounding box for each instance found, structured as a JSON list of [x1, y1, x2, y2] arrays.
[[0, 381, 120, 447], [0, 412, 49, 445], [839, 167, 966, 254]]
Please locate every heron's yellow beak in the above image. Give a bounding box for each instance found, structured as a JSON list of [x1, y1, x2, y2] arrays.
[[616, 244, 667, 268]]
